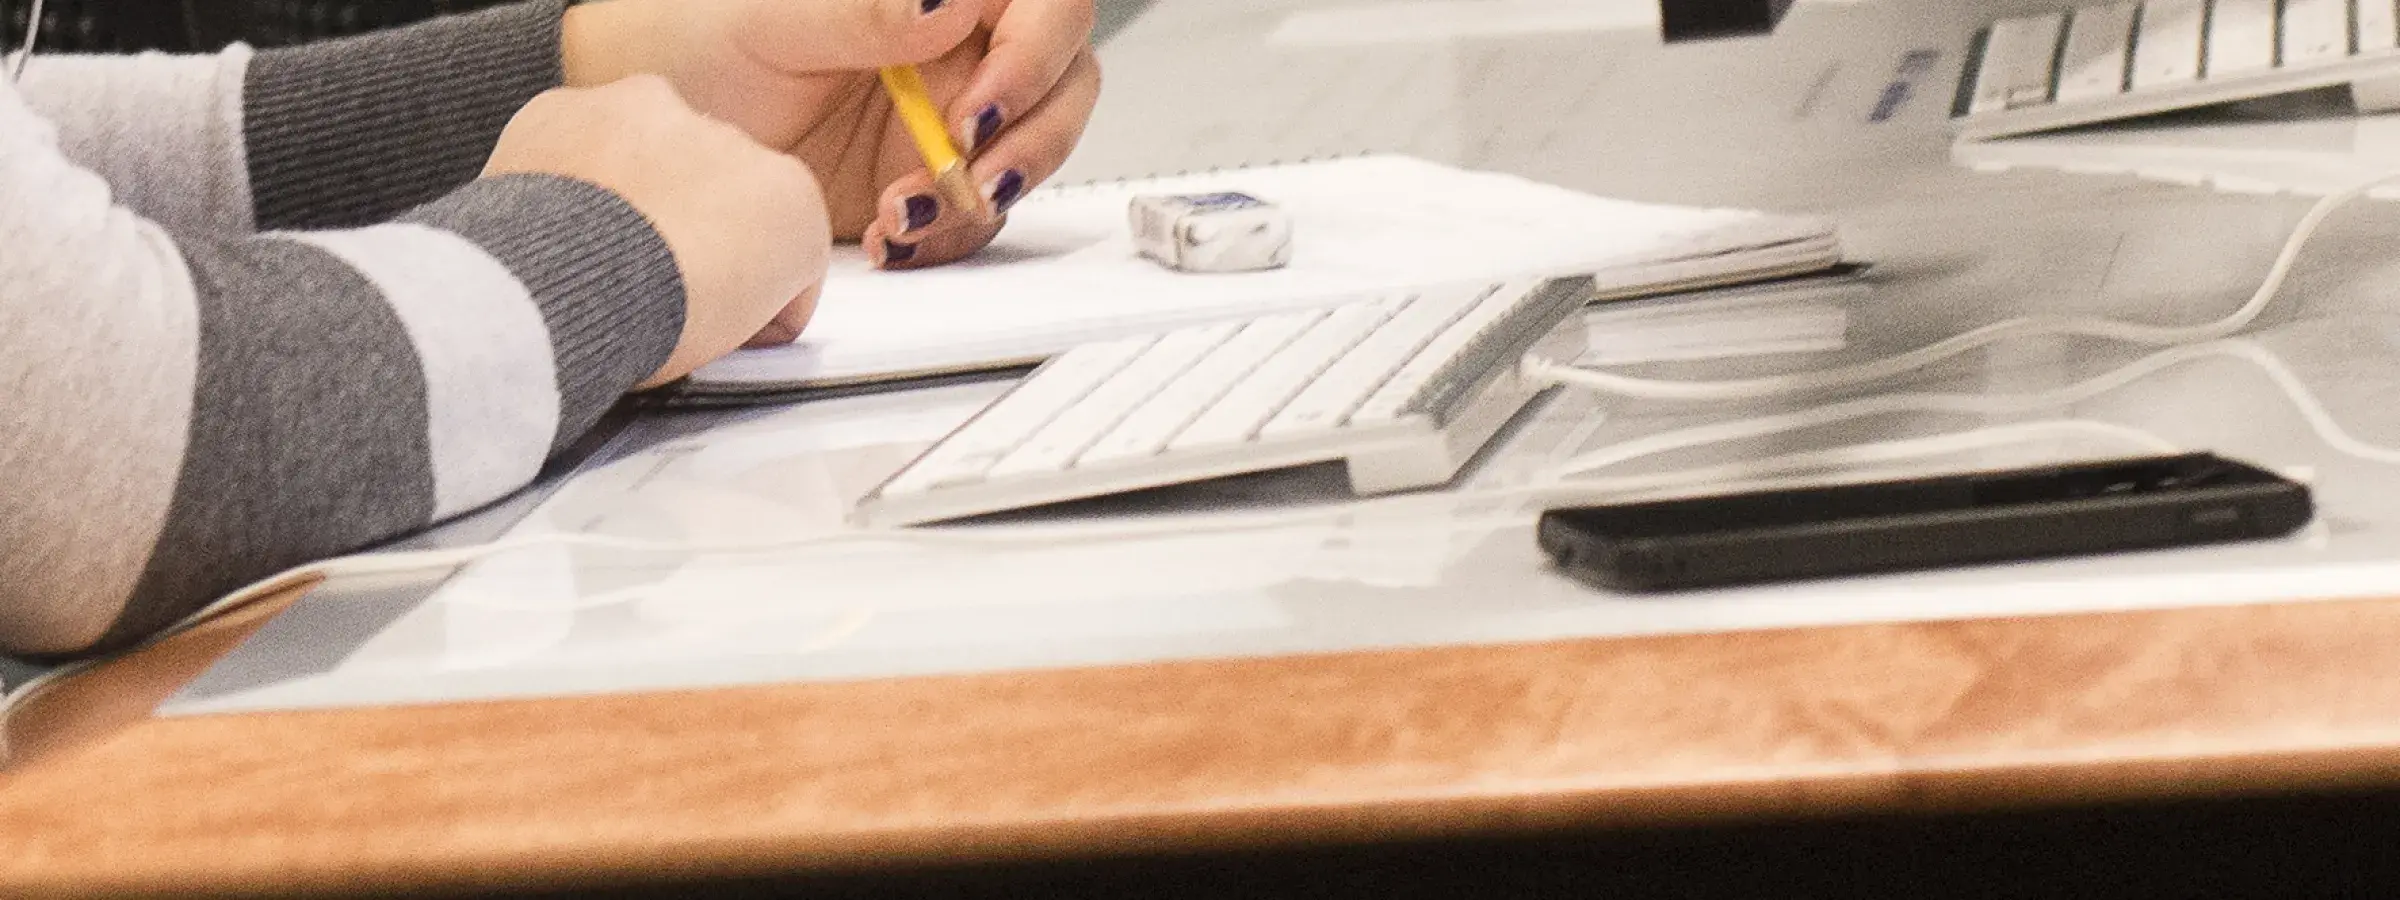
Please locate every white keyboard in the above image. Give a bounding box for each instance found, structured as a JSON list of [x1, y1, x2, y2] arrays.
[[853, 277, 1594, 527], [1954, 0, 2400, 141]]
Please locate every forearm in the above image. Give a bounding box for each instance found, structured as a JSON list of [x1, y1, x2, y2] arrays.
[[13, 0, 568, 235], [0, 85, 683, 659]]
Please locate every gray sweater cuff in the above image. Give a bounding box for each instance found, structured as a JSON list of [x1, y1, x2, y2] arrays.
[[401, 174, 686, 449], [245, 0, 568, 230]]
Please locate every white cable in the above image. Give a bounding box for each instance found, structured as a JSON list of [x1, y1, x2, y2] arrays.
[[1552, 170, 2400, 401], [2208, 340, 2400, 465], [1542, 336, 2397, 482], [1529, 419, 2181, 503], [1541, 339, 2235, 477], [1540, 347, 2216, 477], [7, 0, 42, 83]]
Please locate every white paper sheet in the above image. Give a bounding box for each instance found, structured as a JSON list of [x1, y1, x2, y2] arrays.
[[688, 155, 1838, 391]]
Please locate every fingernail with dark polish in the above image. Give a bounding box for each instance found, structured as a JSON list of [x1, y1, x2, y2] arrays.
[[882, 238, 918, 264], [969, 104, 1004, 151], [987, 169, 1026, 213], [919, 0, 946, 14], [901, 194, 938, 233]]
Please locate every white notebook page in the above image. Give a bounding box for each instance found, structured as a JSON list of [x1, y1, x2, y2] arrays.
[[688, 155, 1838, 390]]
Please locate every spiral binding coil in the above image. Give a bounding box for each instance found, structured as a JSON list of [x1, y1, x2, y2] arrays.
[[1031, 150, 1378, 197]]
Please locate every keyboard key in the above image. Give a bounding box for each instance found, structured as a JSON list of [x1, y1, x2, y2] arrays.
[[1078, 311, 1322, 466], [1990, 13, 2067, 109], [2055, 2, 2135, 102], [878, 337, 1152, 495], [986, 324, 1238, 479], [1257, 283, 1493, 440], [1967, 24, 2021, 114], [2130, 0, 2206, 89], [2205, 0, 2277, 77], [2363, 0, 2400, 54], [2280, 0, 2349, 66], [1354, 279, 1564, 427], [1168, 297, 1401, 451]]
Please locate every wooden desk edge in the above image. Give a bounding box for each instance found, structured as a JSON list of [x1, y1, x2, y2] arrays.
[[11, 589, 2400, 896]]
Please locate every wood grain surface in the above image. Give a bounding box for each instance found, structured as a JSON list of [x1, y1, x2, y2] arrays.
[[9, 593, 2400, 897]]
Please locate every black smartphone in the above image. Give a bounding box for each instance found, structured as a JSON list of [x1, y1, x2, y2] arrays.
[[1536, 453, 2314, 592]]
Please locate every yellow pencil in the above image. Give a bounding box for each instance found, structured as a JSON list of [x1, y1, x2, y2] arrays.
[[878, 65, 988, 220]]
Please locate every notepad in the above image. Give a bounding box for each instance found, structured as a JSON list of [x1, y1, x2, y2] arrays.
[[676, 155, 1843, 399]]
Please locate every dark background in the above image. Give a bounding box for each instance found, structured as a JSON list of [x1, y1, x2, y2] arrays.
[[0, 0, 1160, 53], [478, 786, 2400, 898], [1, 0, 519, 53]]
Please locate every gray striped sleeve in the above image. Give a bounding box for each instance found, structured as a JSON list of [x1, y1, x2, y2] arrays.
[[15, 0, 570, 239], [0, 14, 684, 659], [96, 240, 445, 652], [245, 0, 567, 230], [75, 175, 684, 655], [11, 48, 255, 237], [0, 81, 203, 657], [401, 176, 686, 452]]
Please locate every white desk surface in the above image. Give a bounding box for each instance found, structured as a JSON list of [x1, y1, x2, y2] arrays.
[[168, 0, 2400, 714]]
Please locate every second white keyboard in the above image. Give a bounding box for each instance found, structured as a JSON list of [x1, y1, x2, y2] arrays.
[[853, 277, 1594, 527], [1955, 0, 2400, 141]]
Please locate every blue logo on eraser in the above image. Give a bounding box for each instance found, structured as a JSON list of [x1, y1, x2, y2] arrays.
[[1183, 192, 1264, 210]]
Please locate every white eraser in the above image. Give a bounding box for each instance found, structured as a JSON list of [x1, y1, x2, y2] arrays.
[[1128, 192, 1293, 273]]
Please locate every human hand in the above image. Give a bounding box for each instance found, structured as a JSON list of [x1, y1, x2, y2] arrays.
[[561, 0, 1102, 274], [484, 75, 831, 386]]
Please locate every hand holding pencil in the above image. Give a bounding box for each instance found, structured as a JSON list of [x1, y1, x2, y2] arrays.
[[878, 64, 991, 223], [560, 0, 1102, 316], [837, 0, 1102, 270]]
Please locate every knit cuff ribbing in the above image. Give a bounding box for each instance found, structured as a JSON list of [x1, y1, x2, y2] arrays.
[[401, 174, 686, 450]]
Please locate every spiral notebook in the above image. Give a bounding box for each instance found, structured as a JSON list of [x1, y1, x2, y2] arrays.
[[672, 155, 1844, 402]]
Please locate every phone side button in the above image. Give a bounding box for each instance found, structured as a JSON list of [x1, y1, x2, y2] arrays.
[[2181, 504, 2278, 544]]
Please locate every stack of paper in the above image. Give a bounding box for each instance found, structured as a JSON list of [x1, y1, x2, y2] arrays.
[[1578, 269, 1863, 366], [678, 155, 1843, 399]]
